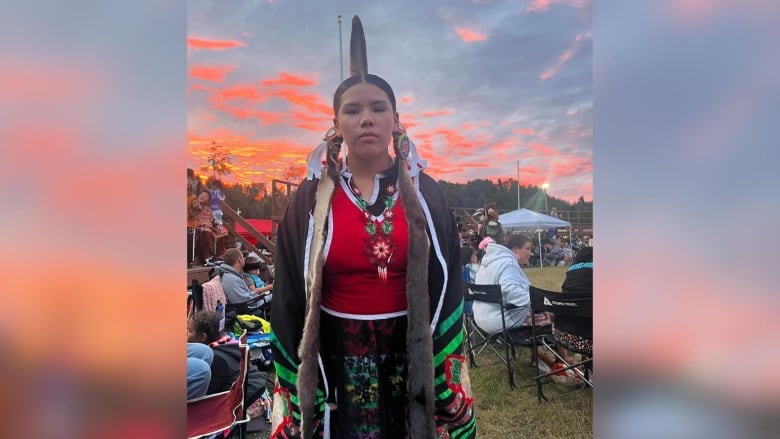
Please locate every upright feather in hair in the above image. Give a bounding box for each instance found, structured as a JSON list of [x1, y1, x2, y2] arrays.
[[349, 15, 368, 76]]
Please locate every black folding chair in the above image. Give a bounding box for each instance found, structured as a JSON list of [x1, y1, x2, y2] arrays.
[[528, 286, 593, 402], [462, 284, 491, 368], [225, 293, 271, 331], [463, 283, 517, 389], [187, 279, 204, 319]]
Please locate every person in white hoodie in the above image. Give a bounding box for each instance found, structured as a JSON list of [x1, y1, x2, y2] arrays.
[[473, 231, 533, 335]]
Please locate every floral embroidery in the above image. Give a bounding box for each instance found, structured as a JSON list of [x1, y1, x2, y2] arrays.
[[437, 355, 474, 433], [349, 179, 398, 282]]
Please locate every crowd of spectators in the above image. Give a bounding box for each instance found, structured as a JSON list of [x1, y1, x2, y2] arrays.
[[187, 169, 229, 267], [458, 205, 593, 384]]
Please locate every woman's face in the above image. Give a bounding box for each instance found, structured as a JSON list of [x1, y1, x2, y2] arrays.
[[470, 252, 478, 264], [334, 82, 399, 163], [197, 191, 210, 204], [513, 241, 533, 265]]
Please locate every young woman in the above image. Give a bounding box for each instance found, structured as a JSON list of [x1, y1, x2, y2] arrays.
[[270, 16, 475, 439]]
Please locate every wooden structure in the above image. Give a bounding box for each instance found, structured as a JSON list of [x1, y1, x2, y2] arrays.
[[187, 199, 281, 286]]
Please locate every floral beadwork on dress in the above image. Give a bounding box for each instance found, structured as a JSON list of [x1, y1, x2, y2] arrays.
[[349, 179, 398, 282]]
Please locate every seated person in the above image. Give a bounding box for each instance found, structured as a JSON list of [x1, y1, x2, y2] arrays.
[[187, 342, 213, 399], [545, 240, 565, 266], [242, 254, 273, 299], [536, 245, 593, 384], [473, 229, 532, 335], [527, 241, 541, 267], [460, 246, 481, 317], [562, 240, 574, 264], [187, 310, 268, 408], [556, 245, 592, 355], [460, 246, 480, 284], [214, 248, 269, 307]]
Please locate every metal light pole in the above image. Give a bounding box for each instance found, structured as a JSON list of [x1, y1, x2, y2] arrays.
[[338, 15, 344, 81], [516, 160, 520, 210], [541, 182, 549, 212]]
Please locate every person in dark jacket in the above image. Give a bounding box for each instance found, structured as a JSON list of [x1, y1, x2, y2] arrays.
[[556, 245, 593, 353], [187, 310, 266, 405], [269, 16, 474, 439]]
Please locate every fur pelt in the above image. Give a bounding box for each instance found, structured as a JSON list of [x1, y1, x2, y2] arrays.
[[297, 175, 335, 438], [296, 160, 436, 438], [398, 161, 436, 438]]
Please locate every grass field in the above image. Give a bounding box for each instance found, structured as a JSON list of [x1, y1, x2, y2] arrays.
[[248, 266, 592, 438]]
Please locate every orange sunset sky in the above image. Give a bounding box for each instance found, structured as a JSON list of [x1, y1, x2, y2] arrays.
[[187, 0, 592, 202]]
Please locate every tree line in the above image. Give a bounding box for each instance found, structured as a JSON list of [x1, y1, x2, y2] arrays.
[[438, 178, 590, 213], [194, 143, 591, 218], [218, 178, 591, 220]]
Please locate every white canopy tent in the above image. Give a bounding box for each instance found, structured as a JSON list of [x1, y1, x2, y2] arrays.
[[498, 208, 572, 268]]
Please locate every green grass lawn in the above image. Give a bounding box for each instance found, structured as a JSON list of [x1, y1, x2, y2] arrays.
[[249, 266, 592, 438], [467, 266, 592, 438]]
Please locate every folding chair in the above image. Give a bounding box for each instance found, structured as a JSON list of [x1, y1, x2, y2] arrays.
[[528, 286, 592, 402], [463, 283, 517, 389], [226, 294, 271, 323], [187, 279, 204, 319], [201, 274, 268, 330], [462, 284, 489, 367], [187, 330, 250, 439], [504, 310, 553, 369]]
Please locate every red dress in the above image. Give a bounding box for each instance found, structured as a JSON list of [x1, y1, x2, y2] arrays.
[[321, 184, 408, 316], [320, 183, 412, 437]]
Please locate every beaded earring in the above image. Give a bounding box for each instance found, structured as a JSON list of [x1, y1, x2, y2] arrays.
[[324, 126, 343, 181], [392, 121, 410, 161]]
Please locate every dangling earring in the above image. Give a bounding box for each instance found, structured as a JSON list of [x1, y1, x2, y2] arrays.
[[324, 126, 343, 180], [392, 122, 410, 161]]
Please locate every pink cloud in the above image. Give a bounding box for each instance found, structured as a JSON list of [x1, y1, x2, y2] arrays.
[[189, 65, 236, 83], [421, 109, 454, 118], [525, 0, 589, 13], [187, 37, 246, 50], [226, 107, 285, 125], [291, 111, 332, 133], [215, 84, 264, 102], [513, 127, 536, 136], [400, 95, 415, 104], [540, 32, 590, 82], [527, 141, 560, 156], [454, 27, 489, 43], [261, 72, 317, 87], [267, 88, 332, 116], [429, 127, 489, 150], [400, 114, 420, 130], [204, 84, 268, 117]]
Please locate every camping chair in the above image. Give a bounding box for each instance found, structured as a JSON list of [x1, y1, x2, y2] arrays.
[[528, 286, 593, 402], [201, 273, 270, 330], [186, 330, 250, 439], [187, 279, 204, 319], [462, 285, 492, 367], [226, 293, 271, 329], [463, 283, 517, 389], [504, 310, 553, 368]]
